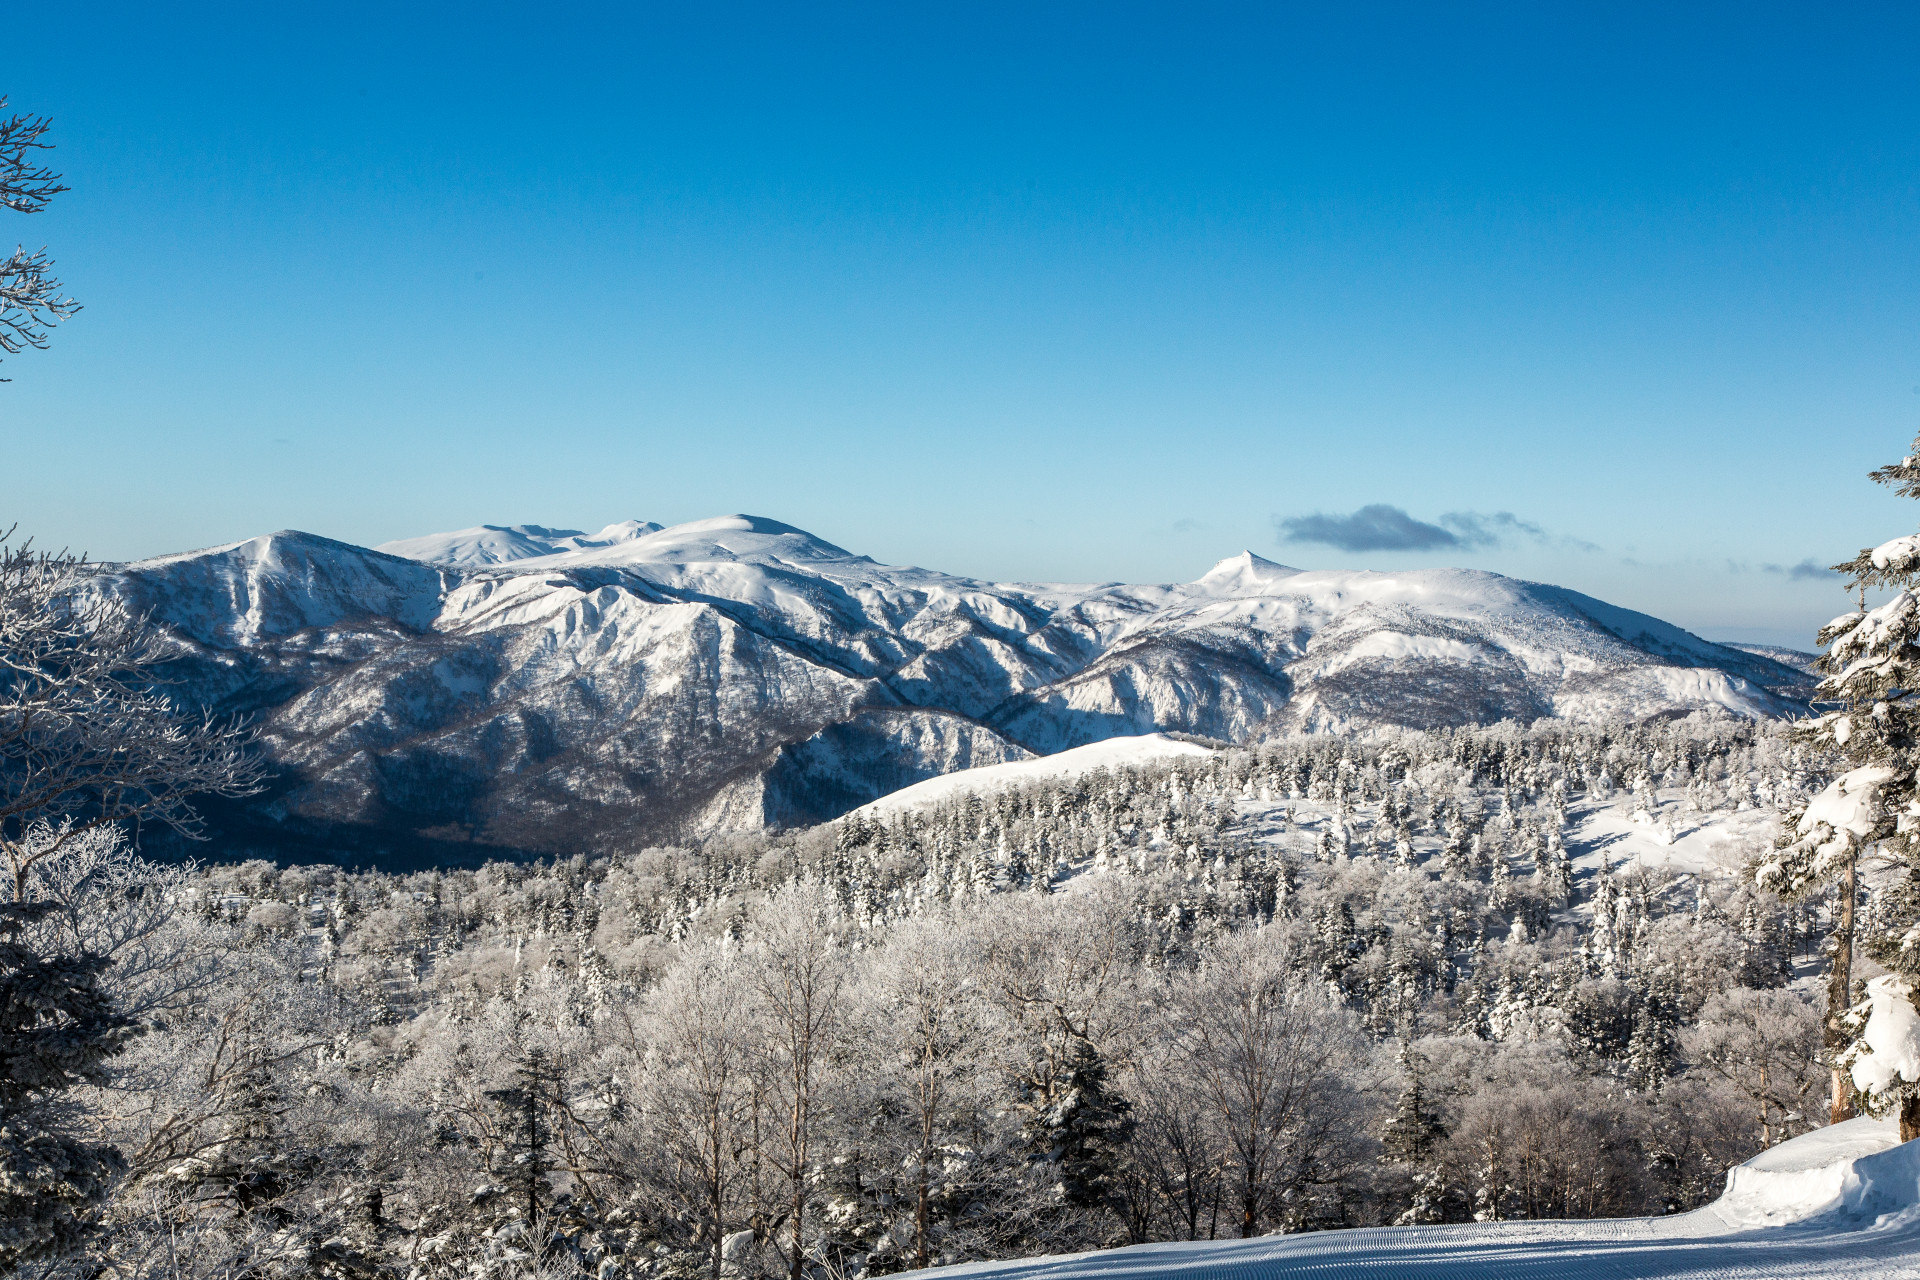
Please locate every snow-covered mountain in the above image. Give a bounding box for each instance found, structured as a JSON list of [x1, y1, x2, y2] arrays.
[[97, 515, 1813, 864]]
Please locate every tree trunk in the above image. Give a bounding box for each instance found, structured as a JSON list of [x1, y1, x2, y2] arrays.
[[1759, 1062, 1771, 1148], [916, 1141, 930, 1270], [1902, 1093, 1920, 1144], [790, 1096, 807, 1280], [1829, 857, 1858, 1126]]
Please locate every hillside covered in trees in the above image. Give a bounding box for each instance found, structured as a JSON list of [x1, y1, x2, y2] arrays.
[[19, 714, 1844, 1278]]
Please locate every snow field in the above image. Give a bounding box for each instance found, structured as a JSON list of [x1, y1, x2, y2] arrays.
[[918, 1119, 1920, 1280], [853, 734, 1218, 817]]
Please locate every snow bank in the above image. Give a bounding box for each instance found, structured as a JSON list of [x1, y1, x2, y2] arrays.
[[1711, 1115, 1902, 1228], [917, 1115, 1920, 1280], [1766, 1123, 1920, 1231], [854, 734, 1214, 817]]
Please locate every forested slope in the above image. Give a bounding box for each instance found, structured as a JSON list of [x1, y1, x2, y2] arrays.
[[38, 713, 1850, 1278]]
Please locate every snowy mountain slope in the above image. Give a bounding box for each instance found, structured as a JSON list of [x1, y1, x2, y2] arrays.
[[854, 733, 1216, 818], [917, 1120, 1920, 1280], [373, 520, 664, 566], [1726, 643, 1821, 679], [97, 517, 1814, 862]]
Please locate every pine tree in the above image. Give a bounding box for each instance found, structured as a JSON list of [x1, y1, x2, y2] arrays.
[[484, 1048, 560, 1238], [1380, 1043, 1445, 1164], [1022, 1036, 1134, 1214], [1380, 1043, 1449, 1225], [1755, 436, 1920, 1135], [0, 900, 136, 1267]]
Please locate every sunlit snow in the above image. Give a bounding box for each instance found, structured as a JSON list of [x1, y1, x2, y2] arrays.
[[916, 1118, 1920, 1279]]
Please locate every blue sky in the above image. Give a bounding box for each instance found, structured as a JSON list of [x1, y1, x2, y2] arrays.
[[3, 3, 1917, 647]]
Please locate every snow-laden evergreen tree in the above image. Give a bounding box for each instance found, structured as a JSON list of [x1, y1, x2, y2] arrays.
[[1379, 1043, 1449, 1225], [0, 899, 135, 1267], [482, 1048, 561, 1241], [1021, 1036, 1135, 1216], [1757, 435, 1920, 1137]]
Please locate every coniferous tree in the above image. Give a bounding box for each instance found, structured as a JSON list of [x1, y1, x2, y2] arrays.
[[1757, 435, 1920, 1135], [1380, 1043, 1449, 1225], [0, 900, 136, 1267], [484, 1048, 560, 1239], [1023, 1035, 1134, 1215]]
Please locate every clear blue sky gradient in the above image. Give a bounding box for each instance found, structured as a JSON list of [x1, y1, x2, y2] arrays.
[[4, 3, 1918, 647]]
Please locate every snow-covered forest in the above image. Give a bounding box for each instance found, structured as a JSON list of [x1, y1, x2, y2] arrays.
[[20, 713, 1846, 1279]]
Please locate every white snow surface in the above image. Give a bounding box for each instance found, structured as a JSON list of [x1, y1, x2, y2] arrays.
[[1872, 536, 1920, 574], [374, 521, 664, 566], [1801, 765, 1895, 844], [920, 1120, 1920, 1280], [853, 733, 1215, 817], [1853, 976, 1920, 1099]]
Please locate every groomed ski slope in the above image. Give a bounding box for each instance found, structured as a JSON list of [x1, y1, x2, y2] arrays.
[[922, 1118, 1920, 1280]]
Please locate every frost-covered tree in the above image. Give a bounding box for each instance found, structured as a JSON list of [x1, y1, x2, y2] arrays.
[[867, 913, 987, 1269], [1175, 929, 1358, 1237], [1, 534, 265, 899], [0, 98, 79, 376], [1680, 988, 1823, 1149], [750, 886, 847, 1280], [0, 897, 137, 1267], [1756, 438, 1920, 1136]]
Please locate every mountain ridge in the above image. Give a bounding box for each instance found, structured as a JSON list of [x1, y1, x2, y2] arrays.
[[93, 516, 1813, 865]]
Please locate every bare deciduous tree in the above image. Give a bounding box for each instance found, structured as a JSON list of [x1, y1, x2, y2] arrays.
[[868, 911, 988, 1268], [1173, 927, 1360, 1237], [1681, 987, 1825, 1149], [750, 885, 847, 1280], [643, 948, 753, 1280], [0, 99, 78, 376], [0, 533, 265, 900]]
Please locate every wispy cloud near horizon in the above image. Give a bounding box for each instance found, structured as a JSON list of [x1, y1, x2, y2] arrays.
[[1275, 504, 1598, 555], [1765, 558, 1837, 581]]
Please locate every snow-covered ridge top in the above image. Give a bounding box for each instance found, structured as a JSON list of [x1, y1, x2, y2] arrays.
[[374, 520, 664, 566], [369, 519, 1734, 646], [853, 733, 1215, 817], [377, 514, 860, 572], [117, 520, 1797, 687], [315, 515, 1802, 692]]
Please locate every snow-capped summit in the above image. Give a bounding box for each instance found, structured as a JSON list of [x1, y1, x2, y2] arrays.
[[96, 515, 1816, 863], [1193, 550, 1303, 594], [556, 514, 862, 568]]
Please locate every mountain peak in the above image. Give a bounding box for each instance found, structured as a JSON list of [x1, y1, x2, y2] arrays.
[[623, 515, 856, 564], [1195, 550, 1302, 591]]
